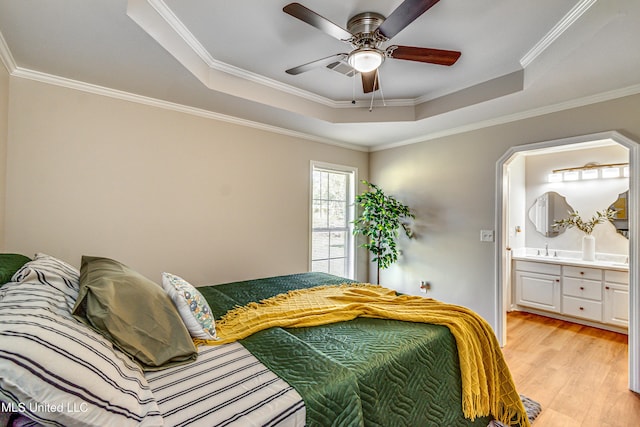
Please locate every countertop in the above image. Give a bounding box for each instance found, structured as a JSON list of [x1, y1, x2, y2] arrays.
[[511, 254, 629, 271]]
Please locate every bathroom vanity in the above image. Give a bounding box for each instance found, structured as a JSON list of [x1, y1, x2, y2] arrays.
[[512, 254, 629, 333]]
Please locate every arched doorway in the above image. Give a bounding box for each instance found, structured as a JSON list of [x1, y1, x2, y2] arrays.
[[494, 130, 639, 393]]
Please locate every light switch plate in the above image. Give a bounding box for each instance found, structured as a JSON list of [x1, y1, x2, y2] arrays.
[[480, 229, 494, 242]]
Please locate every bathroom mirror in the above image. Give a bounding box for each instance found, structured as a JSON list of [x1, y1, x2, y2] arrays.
[[528, 191, 572, 237], [609, 190, 629, 238]]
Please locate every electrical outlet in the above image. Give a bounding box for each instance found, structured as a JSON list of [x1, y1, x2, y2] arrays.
[[480, 229, 494, 242], [419, 281, 430, 293]]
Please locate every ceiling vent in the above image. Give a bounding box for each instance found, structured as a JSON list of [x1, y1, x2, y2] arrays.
[[326, 61, 358, 77]]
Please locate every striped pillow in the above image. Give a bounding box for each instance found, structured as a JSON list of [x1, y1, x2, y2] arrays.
[[11, 253, 80, 311], [0, 274, 163, 425]]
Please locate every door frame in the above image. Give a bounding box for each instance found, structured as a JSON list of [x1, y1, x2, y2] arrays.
[[494, 130, 639, 393]]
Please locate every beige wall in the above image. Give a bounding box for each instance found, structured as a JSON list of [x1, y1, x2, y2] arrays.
[[4, 78, 369, 285], [0, 63, 8, 251], [369, 94, 640, 322], [5, 71, 640, 325]]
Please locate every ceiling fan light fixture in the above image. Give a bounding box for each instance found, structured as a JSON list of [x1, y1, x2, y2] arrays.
[[348, 48, 385, 73]]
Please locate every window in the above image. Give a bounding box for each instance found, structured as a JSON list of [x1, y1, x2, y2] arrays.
[[310, 162, 356, 279]]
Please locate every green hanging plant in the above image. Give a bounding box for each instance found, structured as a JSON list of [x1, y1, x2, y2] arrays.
[[352, 181, 414, 284]]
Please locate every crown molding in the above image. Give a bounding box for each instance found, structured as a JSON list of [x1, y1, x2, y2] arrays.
[[146, 0, 216, 67], [0, 29, 16, 73], [11, 66, 368, 152], [139, 0, 419, 109], [9, 64, 640, 154], [372, 82, 640, 152], [4, 1, 638, 154], [143, 0, 599, 112], [520, 0, 598, 68], [144, 0, 344, 108]]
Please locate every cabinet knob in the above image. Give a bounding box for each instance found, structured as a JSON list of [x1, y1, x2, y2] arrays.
[[580, 271, 584, 275], [580, 286, 584, 290], [579, 307, 584, 310], [605, 286, 610, 290], [555, 279, 560, 282]]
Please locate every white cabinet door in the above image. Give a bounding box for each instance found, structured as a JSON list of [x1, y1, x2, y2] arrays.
[[516, 270, 561, 313], [604, 283, 629, 327]]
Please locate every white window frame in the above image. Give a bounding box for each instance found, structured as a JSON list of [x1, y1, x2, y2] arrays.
[[309, 161, 357, 279]]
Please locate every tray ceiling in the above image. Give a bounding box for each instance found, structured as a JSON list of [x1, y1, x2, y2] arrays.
[[1, 0, 639, 149]]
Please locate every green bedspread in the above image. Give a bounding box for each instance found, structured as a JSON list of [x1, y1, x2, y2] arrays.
[[200, 272, 492, 427]]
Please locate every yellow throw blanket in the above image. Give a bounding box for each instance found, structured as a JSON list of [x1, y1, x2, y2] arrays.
[[198, 284, 529, 427]]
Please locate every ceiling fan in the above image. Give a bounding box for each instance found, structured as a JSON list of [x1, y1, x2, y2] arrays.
[[283, 0, 461, 94]]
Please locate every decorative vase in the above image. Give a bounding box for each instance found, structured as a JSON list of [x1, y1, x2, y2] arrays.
[[582, 234, 595, 261]]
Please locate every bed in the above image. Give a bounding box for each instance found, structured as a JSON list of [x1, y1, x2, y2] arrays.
[[0, 254, 527, 427]]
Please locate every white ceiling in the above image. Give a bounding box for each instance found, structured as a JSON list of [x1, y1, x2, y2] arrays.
[[1, 0, 639, 150]]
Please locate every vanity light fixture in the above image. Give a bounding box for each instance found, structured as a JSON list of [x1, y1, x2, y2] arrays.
[[581, 168, 599, 180], [602, 166, 621, 179], [548, 172, 563, 183], [548, 162, 629, 182], [563, 170, 580, 181]]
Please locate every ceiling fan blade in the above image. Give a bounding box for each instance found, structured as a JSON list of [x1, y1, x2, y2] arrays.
[[388, 45, 461, 66], [361, 70, 379, 93], [286, 53, 348, 75], [377, 0, 440, 39], [283, 3, 352, 41]]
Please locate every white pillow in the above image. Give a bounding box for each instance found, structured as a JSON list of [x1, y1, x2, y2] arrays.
[[0, 281, 163, 426], [162, 273, 217, 340]]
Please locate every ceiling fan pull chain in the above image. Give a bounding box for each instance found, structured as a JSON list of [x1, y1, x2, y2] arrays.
[[369, 69, 384, 112], [352, 72, 356, 104], [369, 76, 376, 112], [377, 68, 386, 107]]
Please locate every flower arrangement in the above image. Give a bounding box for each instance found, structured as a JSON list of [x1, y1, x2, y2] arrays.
[[553, 208, 617, 235]]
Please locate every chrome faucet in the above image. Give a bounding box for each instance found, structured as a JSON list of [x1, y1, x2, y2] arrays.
[[545, 243, 549, 256]]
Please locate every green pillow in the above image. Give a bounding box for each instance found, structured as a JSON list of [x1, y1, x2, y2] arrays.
[[0, 253, 32, 286], [73, 256, 197, 371]]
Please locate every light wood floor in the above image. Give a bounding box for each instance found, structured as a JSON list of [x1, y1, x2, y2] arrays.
[[502, 311, 640, 426]]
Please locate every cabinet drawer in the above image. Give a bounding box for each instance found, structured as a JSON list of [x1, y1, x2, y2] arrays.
[[604, 270, 629, 285], [563, 277, 602, 301], [563, 265, 602, 281], [562, 296, 602, 321], [514, 260, 561, 275]]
